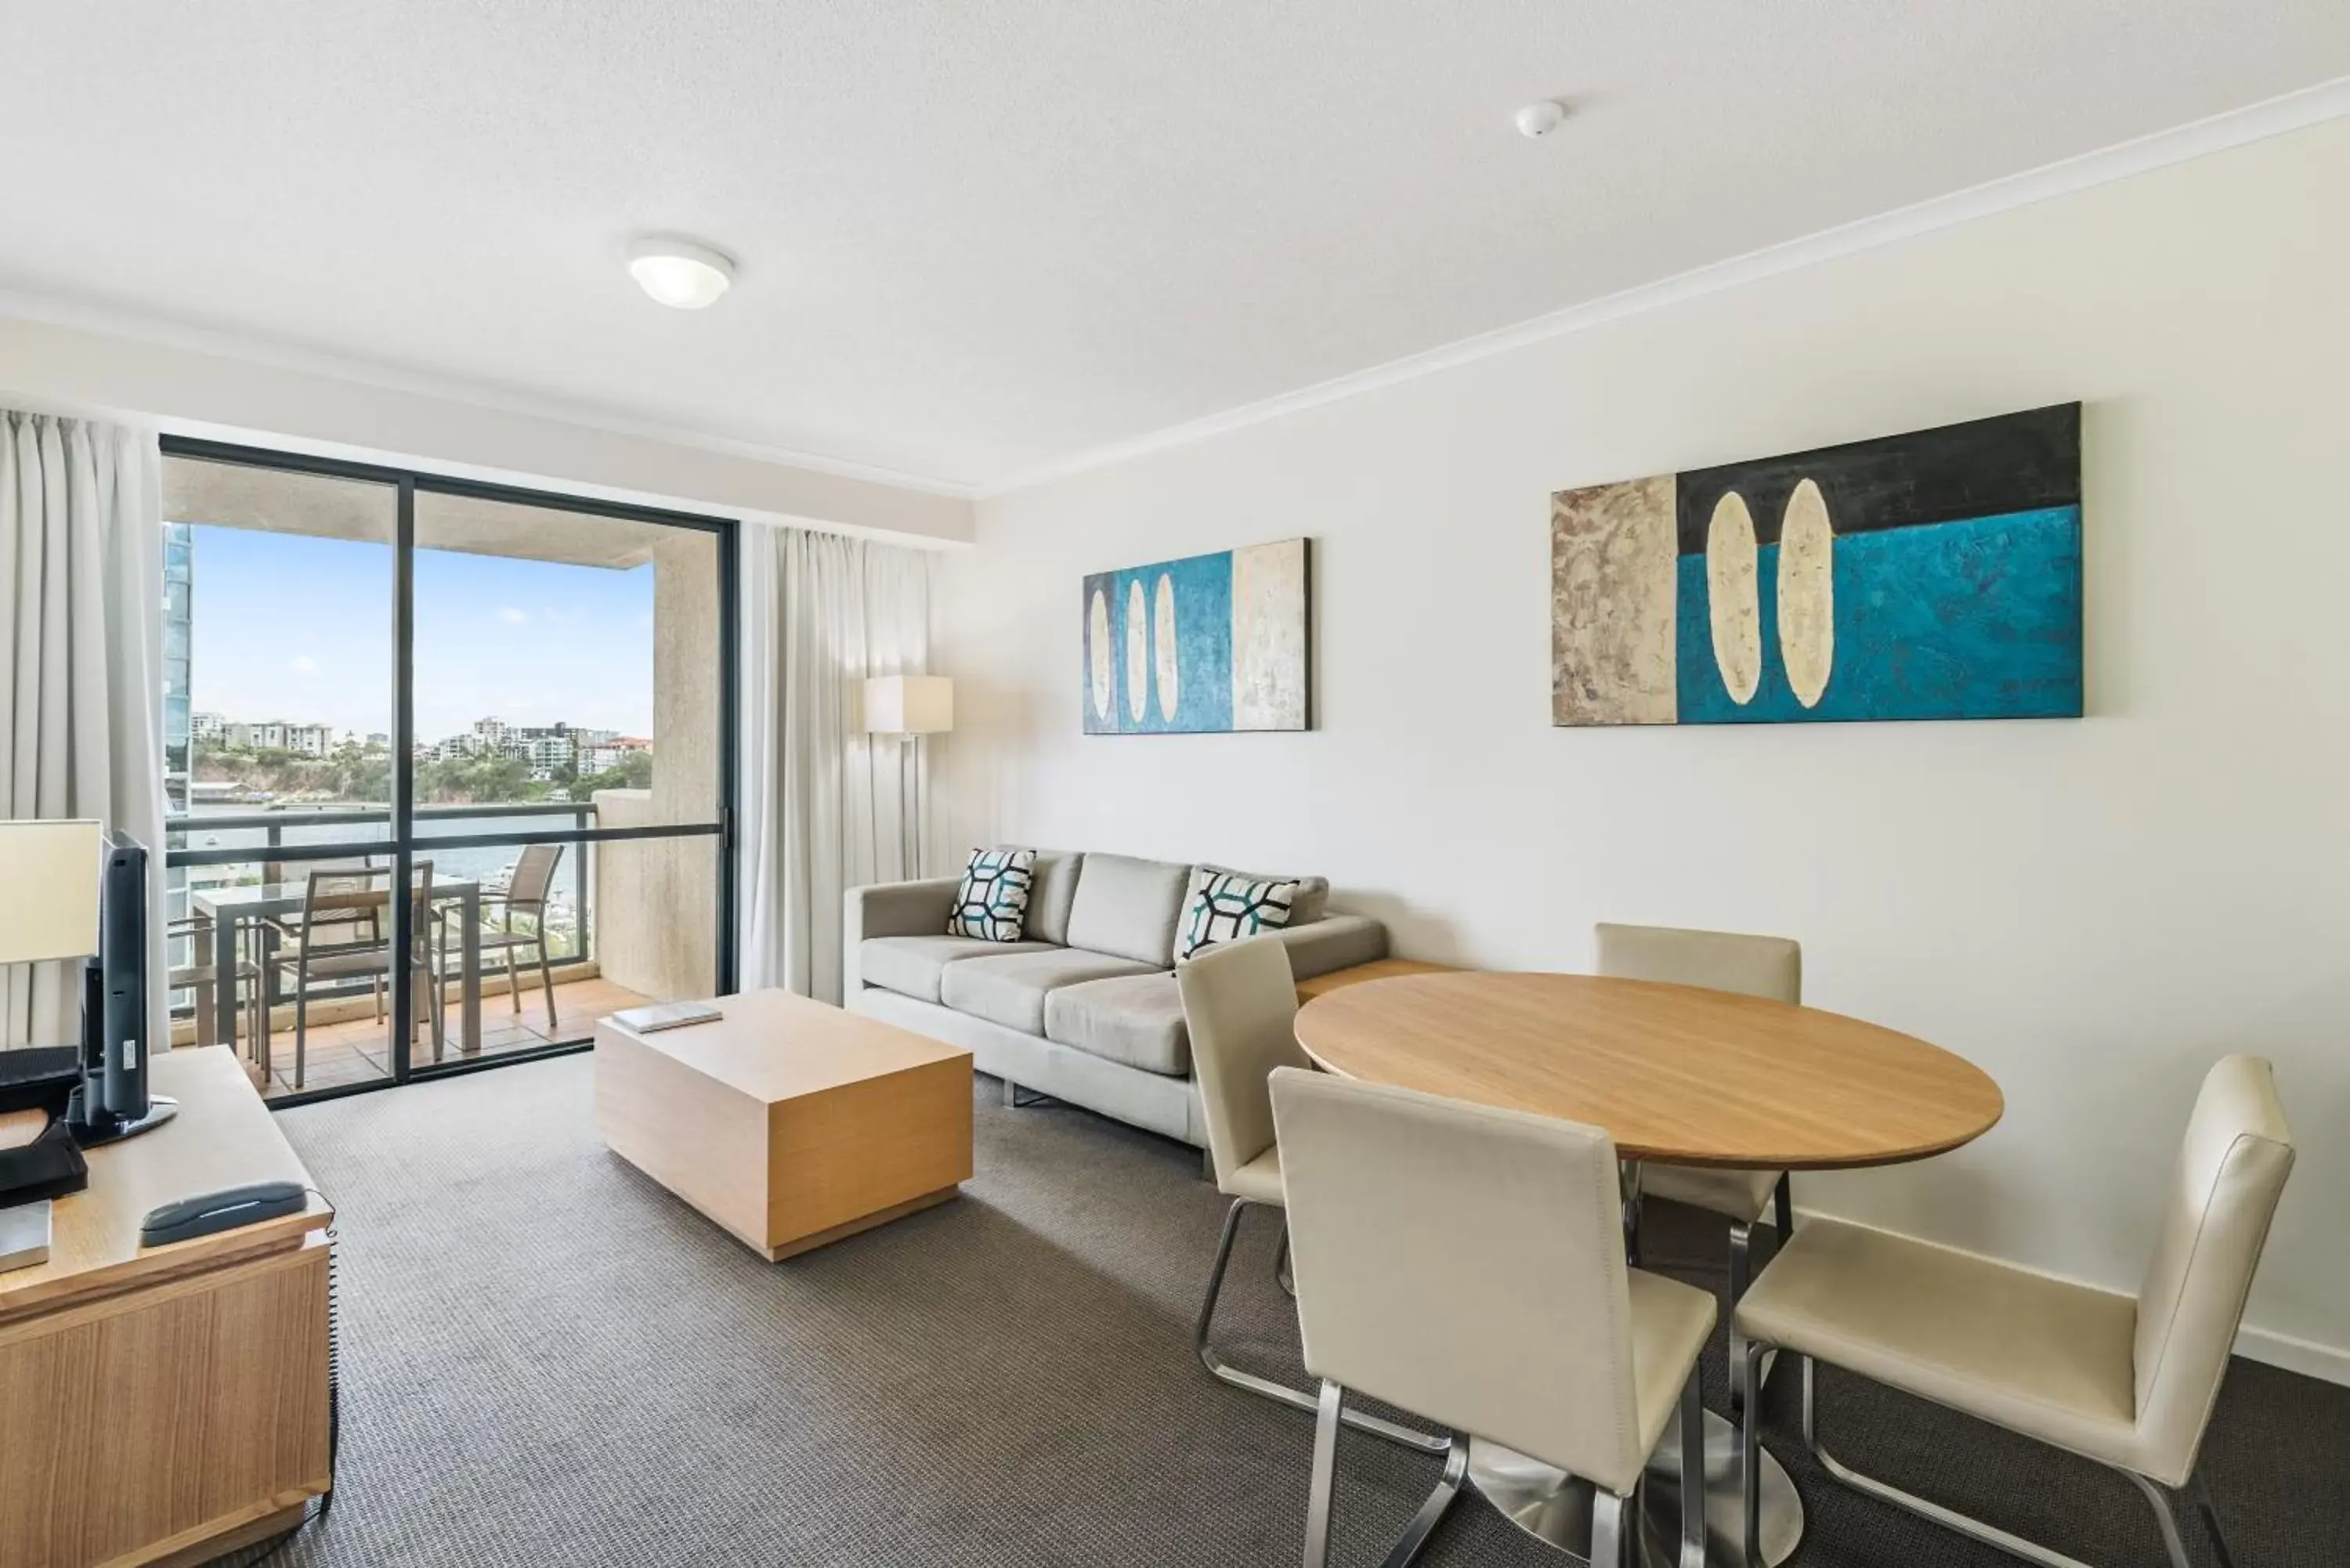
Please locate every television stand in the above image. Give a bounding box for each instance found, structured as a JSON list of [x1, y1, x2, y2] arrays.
[[0, 1047, 333, 1567], [67, 1093, 178, 1145]]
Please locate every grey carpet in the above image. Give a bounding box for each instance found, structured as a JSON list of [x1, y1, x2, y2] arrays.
[[251, 1054, 2342, 1568]]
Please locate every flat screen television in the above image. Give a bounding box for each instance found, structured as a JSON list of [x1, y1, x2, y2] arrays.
[[67, 829, 176, 1144]]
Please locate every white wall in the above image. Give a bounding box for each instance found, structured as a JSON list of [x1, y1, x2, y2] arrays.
[[941, 117, 2350, 1380]]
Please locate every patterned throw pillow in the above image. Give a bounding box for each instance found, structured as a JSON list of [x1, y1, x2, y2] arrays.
[[1176, 866, 1301, 961], [948, 847, 1038, 941]]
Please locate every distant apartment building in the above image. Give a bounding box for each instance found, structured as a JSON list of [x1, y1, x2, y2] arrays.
[[287, 723, 333, 758], [225, 721, 290, 751], [163, 523, 193, 812], [581, 737, 649, 774], [419, 717, 641, 771], [190, 711, 226, 743]]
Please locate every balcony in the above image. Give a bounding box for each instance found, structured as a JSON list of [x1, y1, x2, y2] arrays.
[[166, 799, 715, 1100]]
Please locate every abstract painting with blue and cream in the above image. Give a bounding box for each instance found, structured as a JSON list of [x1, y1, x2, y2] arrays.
[[1082, 538, 1307, 733], [1550, 405, 2081, 726]]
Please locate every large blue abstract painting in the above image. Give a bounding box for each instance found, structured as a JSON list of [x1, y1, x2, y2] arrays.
[[1083, 538, 1308, 733], [1551, 405, 2081, 725]]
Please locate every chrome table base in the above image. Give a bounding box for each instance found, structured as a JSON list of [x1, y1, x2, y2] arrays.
[[1469, 1407, 1802, 1568]]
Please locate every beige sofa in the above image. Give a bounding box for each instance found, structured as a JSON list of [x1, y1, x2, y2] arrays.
[[845, 851, 1386, 1146]]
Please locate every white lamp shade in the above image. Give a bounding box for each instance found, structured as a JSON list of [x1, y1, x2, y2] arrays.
[[0, 818, 100, 964], [863, 675, 954, 735]]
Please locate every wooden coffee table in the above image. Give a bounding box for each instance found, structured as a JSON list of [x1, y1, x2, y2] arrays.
[[594, 989, 974, 1260]]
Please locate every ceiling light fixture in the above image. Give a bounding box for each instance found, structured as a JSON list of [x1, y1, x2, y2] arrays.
[[627, 236, 736, 309], [1515, 100, 1567, 139]]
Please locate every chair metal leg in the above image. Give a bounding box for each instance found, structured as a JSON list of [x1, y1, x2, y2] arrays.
[[436, 915, 452, 1054], [258, 930, 278, 1081], [1378, 1427, 1468, 1568], [1741, 1339, 1771, 1568], [1797, 1351, 2202, 1568], [293, 981, 308, 1092], [1621, 1159, 1645, 1266], [1673, 1368, 1706, 1568], [1303, 1379, 1341, 1568], [2181, 1472, 2239, 1568], [1590, 1488, 1634, 1568], [2120, 1472, 2206, 1568], [1727, 1219, 1755, 1414], [1297, 1378, 1465, 1568], [535, 934, 556, 1031], [1195, 1199, 1450, 1454]]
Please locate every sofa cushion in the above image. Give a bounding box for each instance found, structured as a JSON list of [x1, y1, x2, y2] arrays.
[[1025, 851, 1085, 946], [1064, 853, 1191, 966], [1044, 970, 1191, 1077], [947, 847, 1037, 941], [1176, 867, 1301, 961], [940, 947, 1161, 1035], [859, 935, 1054, 1004], [1220, 867, 1330, 926]]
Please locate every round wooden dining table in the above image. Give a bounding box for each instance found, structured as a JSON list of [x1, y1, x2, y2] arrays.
[[1294, 970, 2004, 1568]]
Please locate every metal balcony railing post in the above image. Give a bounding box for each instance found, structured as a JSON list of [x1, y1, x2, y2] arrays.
[[264, 820, 284, 1006]]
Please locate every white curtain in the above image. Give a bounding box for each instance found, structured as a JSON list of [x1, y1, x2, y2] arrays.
[[0, 410, 167, 1048], [739, 523, 935, 1002]]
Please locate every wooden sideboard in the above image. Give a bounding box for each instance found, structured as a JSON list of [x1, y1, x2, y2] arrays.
[[0, 1046, 335, 1568]]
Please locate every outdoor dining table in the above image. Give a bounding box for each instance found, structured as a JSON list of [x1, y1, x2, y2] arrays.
[[1293, 970, 2005, 1568], [191, 876, 486, 1059]]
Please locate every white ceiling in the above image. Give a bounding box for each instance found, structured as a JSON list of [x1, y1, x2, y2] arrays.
[[3, 2, 2347, 493]]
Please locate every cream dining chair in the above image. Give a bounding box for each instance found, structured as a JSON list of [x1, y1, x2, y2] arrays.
[[1271, 1066, 1716, 1568], [1735, 1054, 2293, 1568], [1596, 922, 1800, 1403], [1174, 936, 1445, 1454]]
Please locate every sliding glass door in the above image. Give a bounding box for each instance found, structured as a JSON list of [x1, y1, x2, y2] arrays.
[[160, 439, 736, 1104]]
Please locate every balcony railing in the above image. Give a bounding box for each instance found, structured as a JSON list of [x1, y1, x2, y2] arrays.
[[162, 801, 598, 1024]]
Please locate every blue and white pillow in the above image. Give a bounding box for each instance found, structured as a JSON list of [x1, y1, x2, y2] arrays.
[[1176, 866, 1300, 960], [948, 847, 1038, 941]]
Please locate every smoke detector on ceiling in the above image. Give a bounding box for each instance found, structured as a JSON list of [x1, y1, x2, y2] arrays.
[[1515, 100, 1567, 139]]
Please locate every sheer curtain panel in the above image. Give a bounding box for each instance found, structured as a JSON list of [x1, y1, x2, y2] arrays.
[[739, 523, 935, 1002], [0, 410, 166, 1047]]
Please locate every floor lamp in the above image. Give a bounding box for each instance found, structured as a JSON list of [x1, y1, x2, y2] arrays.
[[862, 676, 953, 879]]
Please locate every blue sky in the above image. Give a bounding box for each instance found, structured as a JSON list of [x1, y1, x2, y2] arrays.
[[186, 525, 656, 742]]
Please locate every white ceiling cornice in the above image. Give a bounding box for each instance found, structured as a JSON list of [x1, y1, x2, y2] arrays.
[[978, 72, 2350, 500], [0, 285, 981, 500]]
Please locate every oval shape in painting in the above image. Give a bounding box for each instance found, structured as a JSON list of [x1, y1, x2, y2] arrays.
[[1088, 587, 1112, 722], [1154, 575, 1180, 722], [1125, 580, 1148, 724], [1705, 491, 1762, 705], [1777, 478, 1835, 708]]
